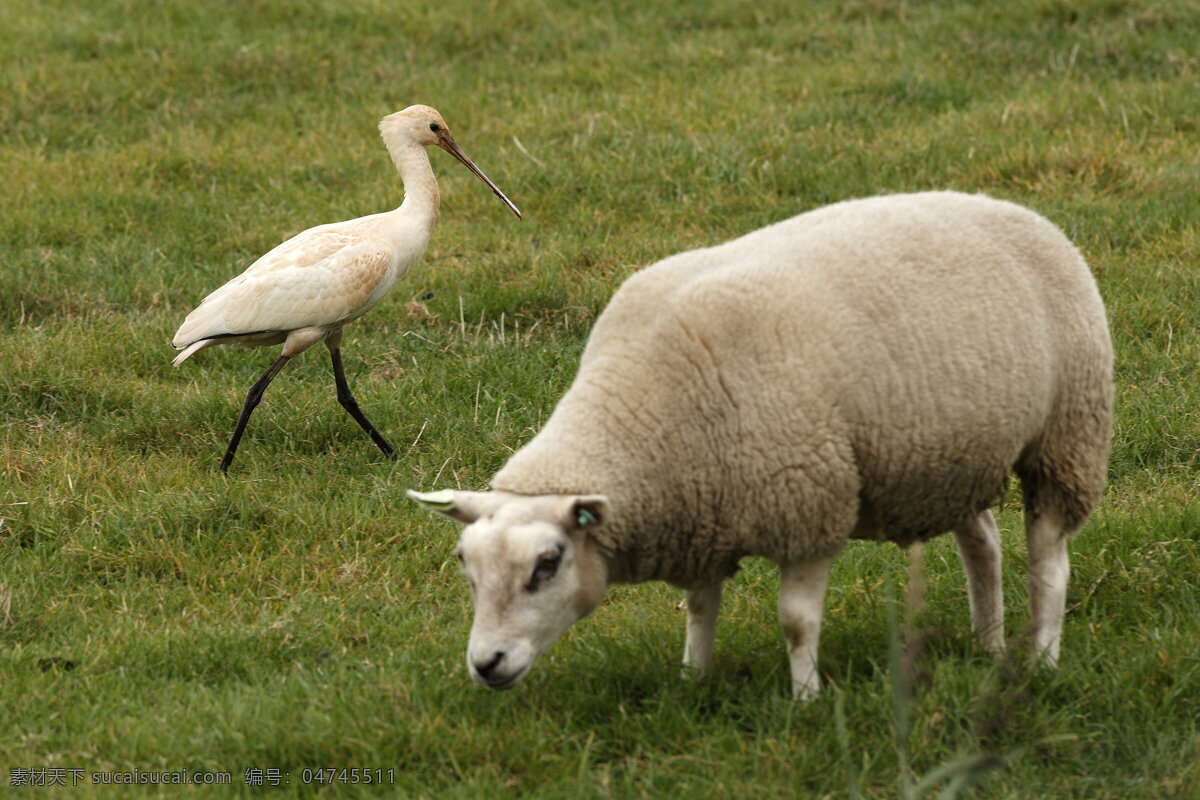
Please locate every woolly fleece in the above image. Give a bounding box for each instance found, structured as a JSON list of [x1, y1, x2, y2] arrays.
[[492, 191, 1113, 588]]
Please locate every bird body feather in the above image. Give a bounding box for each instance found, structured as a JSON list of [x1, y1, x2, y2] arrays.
[[171, 211, 428, 364]]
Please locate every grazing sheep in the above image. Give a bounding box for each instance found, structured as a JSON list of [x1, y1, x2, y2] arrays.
[[410, 191, 1113, 699]]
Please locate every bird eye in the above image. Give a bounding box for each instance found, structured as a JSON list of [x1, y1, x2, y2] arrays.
[[429, 123, 441, 132], [526, 550, 563, 593]]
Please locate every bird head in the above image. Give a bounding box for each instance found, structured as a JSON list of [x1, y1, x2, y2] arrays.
[[380, 104, 452, 148], [380, 105, 522, 219]]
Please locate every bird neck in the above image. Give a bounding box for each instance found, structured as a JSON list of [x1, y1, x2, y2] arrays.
[[389, 143, 440, 227]]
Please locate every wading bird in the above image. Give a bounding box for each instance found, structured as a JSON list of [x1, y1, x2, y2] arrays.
[[172, 105, 521, 473]]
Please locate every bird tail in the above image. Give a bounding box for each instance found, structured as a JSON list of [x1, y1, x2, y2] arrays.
[[171, 339, 209, 367]]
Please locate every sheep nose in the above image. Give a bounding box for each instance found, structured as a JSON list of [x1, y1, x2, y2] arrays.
[[473, 651, 506, 682]]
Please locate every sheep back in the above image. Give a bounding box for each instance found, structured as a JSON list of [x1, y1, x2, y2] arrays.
[[492, 192, 1112, 587]]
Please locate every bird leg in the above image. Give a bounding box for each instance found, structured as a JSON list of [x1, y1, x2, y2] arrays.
[[221, 354, 292, 474], [330, 348, 397, 460]]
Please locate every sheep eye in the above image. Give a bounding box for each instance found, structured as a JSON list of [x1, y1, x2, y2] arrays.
[[455, 551, 465, 567], [526, 550, 562, 593], [429, 122, 441, 132]]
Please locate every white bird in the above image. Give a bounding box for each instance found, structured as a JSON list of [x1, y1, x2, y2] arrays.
[[172, 105, 521, 473]]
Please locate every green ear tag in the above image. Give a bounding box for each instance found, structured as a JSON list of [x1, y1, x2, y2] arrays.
[[576, 508, 597, 527]]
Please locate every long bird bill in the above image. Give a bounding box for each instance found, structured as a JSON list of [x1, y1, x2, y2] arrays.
[[437, 134, 523, 219]]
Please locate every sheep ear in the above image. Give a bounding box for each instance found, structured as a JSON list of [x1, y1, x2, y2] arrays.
[[407, 489, 505, 524], [565, 495, 611, 530]]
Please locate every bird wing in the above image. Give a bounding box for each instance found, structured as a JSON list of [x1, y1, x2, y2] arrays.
[[173, 225, 399, 348]]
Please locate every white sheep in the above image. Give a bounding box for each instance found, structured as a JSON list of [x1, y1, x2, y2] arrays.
[[410, 191, 1113, 699]]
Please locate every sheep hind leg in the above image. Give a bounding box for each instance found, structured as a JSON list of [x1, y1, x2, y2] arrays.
[[1025, 510, 1072, 667], [778, 555, 835, 701], [952, 509, 1005, 655], [682, 582, 722, 678]]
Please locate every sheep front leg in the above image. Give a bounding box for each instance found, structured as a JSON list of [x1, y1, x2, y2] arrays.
[[952, 509, 1005, 655], [778, 555, 835, 700], [682, 582, 722, 676], [1026, 511, 1071, 667]]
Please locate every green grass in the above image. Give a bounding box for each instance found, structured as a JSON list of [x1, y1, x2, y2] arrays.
[[2, 0, 1199, 796]]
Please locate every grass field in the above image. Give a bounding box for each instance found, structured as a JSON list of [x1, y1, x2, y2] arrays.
[[2, 0, 1199, 796]]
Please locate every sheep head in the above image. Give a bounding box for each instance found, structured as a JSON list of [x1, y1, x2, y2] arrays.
[[408, 489, 611, 690]]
